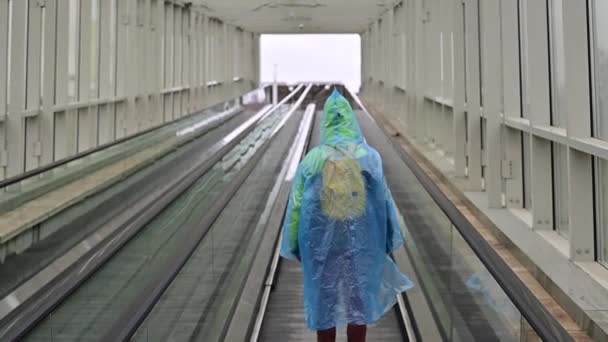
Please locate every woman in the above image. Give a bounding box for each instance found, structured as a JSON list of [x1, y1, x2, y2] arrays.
[[281, 89, 413, 342]]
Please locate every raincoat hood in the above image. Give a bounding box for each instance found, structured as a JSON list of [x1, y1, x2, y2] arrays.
[[320, 89, 364, 145]]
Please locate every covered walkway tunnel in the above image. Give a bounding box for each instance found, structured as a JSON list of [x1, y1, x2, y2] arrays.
[[0, 0, 604, 341]]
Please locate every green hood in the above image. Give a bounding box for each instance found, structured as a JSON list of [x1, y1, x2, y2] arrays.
[[320, 89, 364, 145]]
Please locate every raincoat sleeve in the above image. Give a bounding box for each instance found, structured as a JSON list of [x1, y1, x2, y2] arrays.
[[280, 164, 306, 261], [384, 177, 404, 254]]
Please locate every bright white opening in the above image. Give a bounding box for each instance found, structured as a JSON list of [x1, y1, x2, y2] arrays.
[[260, 34, 361, 92]]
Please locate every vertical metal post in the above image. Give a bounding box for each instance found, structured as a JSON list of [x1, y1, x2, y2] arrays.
[[0, 0, 8, 179], [189, 10, 197, 113], [139, 0, 151, 127], [386, 7, 395, 118], [273, 64, 278, 106], [25, 0, 42, 170], [65, 0, 80, 157], [452, 0, 467, 177], [203, 15, 209, 107], [126, 0, 138, 134], [163, 3, 172, 122], [421, 0, 430, 142], [254, 33, 261, 86], [78, 0, 96, 152], [99, 0, 117, 144], [464, 0, 483, 190], [525, 0, 553, 230], [54, 0, 69, 159], [562, 0, 594, 260], [405, 1, 414, 133], [173, 4, 181, 118], [414, 0, 426, 141], [41, 0, 58, 166], [481, 0, 503, 208], [7, 0, 28, 177], [442, 0, 453, 158], [152, 0, 163, 126], [196, 12, 203, 108], [501, 0, 524, 208], [115, 0, 129, 138]]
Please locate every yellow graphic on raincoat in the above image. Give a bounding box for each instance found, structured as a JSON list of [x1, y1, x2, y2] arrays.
[[321, 146, 367, 220]]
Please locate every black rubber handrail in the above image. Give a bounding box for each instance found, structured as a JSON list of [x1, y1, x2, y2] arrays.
[[0, 87, 268, 190], [351, 90, 575, 342]]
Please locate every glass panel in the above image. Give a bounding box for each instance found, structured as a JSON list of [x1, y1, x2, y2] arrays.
[[99, 0, 117, 98], [397, 163, 525, 341], [463, 4, 470, 102], [553, 143, 569, 238], [0, 94, 262, 299], [401, 189, 455, 338], [452, 226, 522, 341], [395, 178, 525, 341], [478, 0, 483, 107], [110, 0, 117, 94], [396, 179, 530, 341], [24, 102, 287, 342], [498, 1, 504, 113], [133, 107, 297, 341], [40, 6, 46, 99], [164, 3, 173, 88]]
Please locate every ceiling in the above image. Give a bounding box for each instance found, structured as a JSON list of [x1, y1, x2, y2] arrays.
[[192, 0, 396, 34]]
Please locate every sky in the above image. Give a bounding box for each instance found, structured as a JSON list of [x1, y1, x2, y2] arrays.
[[260, 34, 362, 92]]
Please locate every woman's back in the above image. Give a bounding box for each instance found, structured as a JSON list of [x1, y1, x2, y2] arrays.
[[280, 89, 413, 336]]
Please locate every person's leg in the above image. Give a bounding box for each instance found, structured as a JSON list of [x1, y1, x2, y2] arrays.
[[317, 328, 336, 342], [347, 324, 367, 342]]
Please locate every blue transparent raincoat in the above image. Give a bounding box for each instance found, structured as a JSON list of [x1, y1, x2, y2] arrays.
[[280, 89, 413, 330]]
